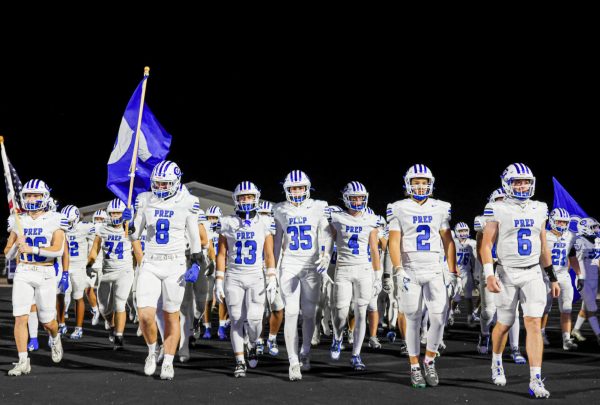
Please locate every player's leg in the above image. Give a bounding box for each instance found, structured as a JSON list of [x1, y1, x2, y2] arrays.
[[112, 270, 134, 349], [298, 268, 320, 366], [350, 266, 372, 370], [280, 267, 303, 370], [331, 267, 352, 361], [225, 274, 247, 377], [27, 304, 39, 351], [136, 263, 163, 376], [10, 271, 35, 375], [557, 274, 577, 350]]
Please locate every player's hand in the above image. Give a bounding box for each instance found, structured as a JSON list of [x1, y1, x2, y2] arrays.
[[372, 270, 383, 297], [122, 208, 133, 222], [86, 265, 96, 278], [184, 263, 200, 283], [550, 281, 560, 298], [18, 241, 33, 254], [315, 254, 331, 274], [577, 278, 585, 292], [265, 276, 278, 305], [58, 271, 70, 293], [215, 278, 225, 304], [486, 275, 502, 293], [393, 267, 410, 293]]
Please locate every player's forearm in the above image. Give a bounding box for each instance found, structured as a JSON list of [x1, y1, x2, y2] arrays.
[[388, 231, 401, 268], [186, 215, 202, 254]]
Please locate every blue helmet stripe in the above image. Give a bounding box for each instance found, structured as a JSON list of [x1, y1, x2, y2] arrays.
[[513, 164, 521, 174]]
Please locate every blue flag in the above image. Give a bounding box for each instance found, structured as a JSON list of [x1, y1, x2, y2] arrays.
[[107, 78, 172, 204], [552, 177, 587, 302]]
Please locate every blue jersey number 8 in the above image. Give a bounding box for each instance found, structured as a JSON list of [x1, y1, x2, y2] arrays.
[[156, 219, 170, 245]]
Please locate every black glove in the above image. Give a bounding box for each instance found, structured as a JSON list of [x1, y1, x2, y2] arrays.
[[577, 278, 585, 292]]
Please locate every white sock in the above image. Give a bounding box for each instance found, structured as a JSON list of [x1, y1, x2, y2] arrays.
[[148, 342, 156, 355], [219, 320, 227, 327], [115, 332, 123, 337], [562, 332, 570, 341], [574, 316, 586, 330], [18, 352, 28, 362], [204, 322, 211, 328], [163, 354, 174, 365], [92, 306, 98, 313], [492, 352, 503, 365], [235, 354, 245, 363], [530, 366, 541, 380], [269, 334, 277, 341], [28, 312, 38, 338], [588, 316, 600, 335], [410, 363, 420, 371], [424, 355, 435, 365]]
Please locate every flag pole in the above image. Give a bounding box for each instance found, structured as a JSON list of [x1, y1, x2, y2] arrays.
[[125, 66, 150, 235], [0, 136, 23, 235]]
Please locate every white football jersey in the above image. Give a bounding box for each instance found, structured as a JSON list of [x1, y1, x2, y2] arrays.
[[573, 235, 600, 279], [95, 224, 134, 273], [134, 191, 200, 255], [546, 230, 576, 275], [329, 210, 378, 266], [66, 222, 93, 267], [273, 199, 330, 266], [13, 211, 68, 265], [387, 198, 451, 266], [483, 199, 548, 268], [219, 214, 274, 275], [455, 238, 476, 274]]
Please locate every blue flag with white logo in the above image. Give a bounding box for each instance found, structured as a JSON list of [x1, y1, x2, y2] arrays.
[[107, 78, 172, 203], [552, 177, 586, 302]]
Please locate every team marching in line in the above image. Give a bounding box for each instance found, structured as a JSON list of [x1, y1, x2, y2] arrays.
[[4, 162, 600, 399]]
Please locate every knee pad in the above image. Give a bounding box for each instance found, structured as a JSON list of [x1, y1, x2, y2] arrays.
[[247, 289, 265, 321], [496, 308, 516, 326], [481, 308, 495, 322], [114, 298, 127, 313], [38, 309, 55, 324]]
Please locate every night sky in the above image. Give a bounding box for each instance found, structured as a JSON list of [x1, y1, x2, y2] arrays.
[[0, 35, 596, 230]]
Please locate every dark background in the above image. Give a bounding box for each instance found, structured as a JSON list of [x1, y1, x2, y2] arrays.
[[0, 31, 596, 229]]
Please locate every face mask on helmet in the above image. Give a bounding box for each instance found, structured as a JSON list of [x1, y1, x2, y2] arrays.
[[342, 182, 369, 212], [283, 170, 311, 204], [233, 182, 261, 213], [577, 218, 600, 237], [501, 163, 536, 201], [454, 222, 470, 239], [151, 161, 182, 199], [106, 199, 127, 226], [21, 179, 51, 211], [549, 208, 571, 234], [60, 205, 80, 231], [404, 165, 434, 201]]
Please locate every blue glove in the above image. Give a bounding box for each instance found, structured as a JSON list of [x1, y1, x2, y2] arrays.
[[122, 208, 133, 222], [184, 263, 200, 283], [58, 271, 69, 293]]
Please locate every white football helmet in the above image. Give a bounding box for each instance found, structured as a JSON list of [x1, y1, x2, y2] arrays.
[[151, 160, 182, 199], [60, 205, 80, 231], [21, 179, 51, 211], [93, 209, 108, 224], [488, 187, 506, 203], [206, 205, 223, 219], [106, 198, 127, 226], [549, 208, 570, 234], [342, 181, 368, 211], [233, 181, 261, 213], [577, 217, 600, 237], [198, 208, 207, 222], [454, 222, 470, 240], [283, 170, 311, 204], [258, 201, 273, 215], [501, 163, 535, 200], [404, 164, 434, 201], [376, 215, 386, 228]]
